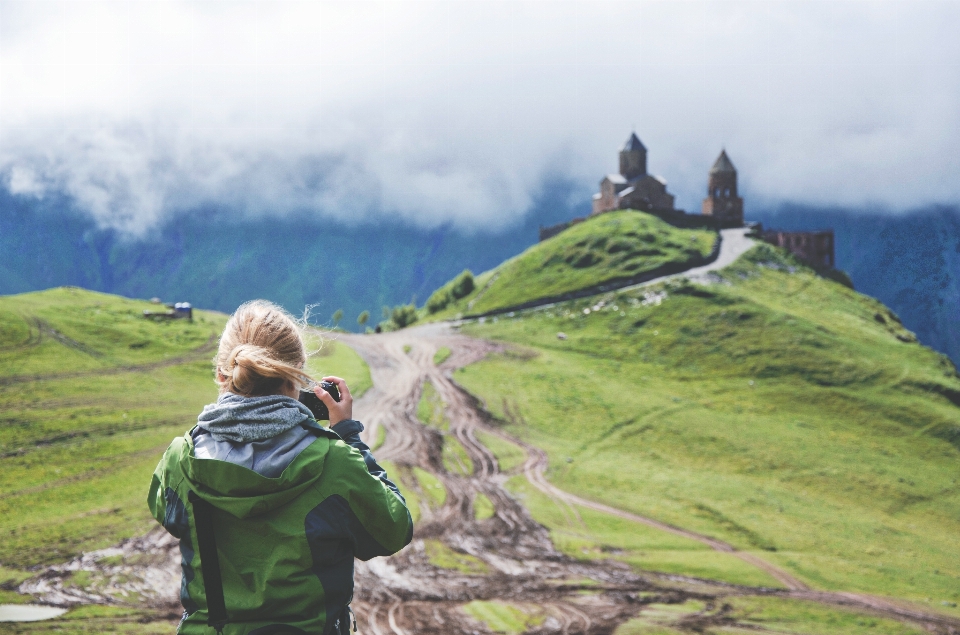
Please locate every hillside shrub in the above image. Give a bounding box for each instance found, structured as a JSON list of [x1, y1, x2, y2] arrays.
[[426, 270, 475, 313], [391, 303, 419, 328], [426, 290, 451, 314], [451, 269, 475, 298]]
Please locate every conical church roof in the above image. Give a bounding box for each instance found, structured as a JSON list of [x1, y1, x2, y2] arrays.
[[621, 132, 646, 152], [710, 150, 736, 174]]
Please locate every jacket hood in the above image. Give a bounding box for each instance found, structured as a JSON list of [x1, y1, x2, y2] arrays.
[[197, 392, 314, 443], [175, 420, 341, 519]]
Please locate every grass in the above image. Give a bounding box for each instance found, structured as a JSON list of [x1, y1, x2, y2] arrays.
[[462, 601, 545, 635], [0, 567, 32, 605], [304, 335, 373, 398], [726, 595, 930, 634], [614, 600, 705, 635], [433, 346, 452, 365], [0, 606, 178, 635], [384, 461, 450, 524], [475, 430, 527, 472], [422, 539, 489, 574], [382, 460, 420, 523], [454, 245, 960, 611], [615, 595, 931, 635], [0, 287, 373, 630], [504, 475, 781, 587], [413, 466, 447, 508], [474, 492, 495, 520], [372, 422, 387, 451], [417, 380, 450, 431], [424, 211, 716, 319], [0, 288, 228, 570]]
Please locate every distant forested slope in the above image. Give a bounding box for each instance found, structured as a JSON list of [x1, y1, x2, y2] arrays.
[[0, 182, 585, 329], [1, 187, 957, 362]]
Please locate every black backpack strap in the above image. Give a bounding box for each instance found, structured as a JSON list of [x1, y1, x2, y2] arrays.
[[188, 491, 230, 634]]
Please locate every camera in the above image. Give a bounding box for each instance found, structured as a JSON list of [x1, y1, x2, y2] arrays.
[[298, 381, 341, 421]]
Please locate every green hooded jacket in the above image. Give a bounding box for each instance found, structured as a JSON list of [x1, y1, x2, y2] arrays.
[[148, 418, 412, 635]]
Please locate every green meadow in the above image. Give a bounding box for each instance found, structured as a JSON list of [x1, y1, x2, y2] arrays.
[[613, 595, 931, 635], [454, 244, 960, 613], [424, 211, 716, 319], [463, 600, 545, 634], [0, 288, 370, 618]]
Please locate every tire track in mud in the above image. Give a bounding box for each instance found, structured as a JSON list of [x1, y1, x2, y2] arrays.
[[507, 429, 808, 591], [339, 325, 960, 635], [342, 326, 658, 634]]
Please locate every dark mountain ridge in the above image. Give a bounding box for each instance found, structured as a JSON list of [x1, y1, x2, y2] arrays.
[[1, 187, 957, 362]]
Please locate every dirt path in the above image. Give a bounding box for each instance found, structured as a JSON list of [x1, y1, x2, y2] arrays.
[[510, 432, 808, 591], [342, 326, 680, 634], [337, 325, 960, 635], [19, 323, 960, 634]]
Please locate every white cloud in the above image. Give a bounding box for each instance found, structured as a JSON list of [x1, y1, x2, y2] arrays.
[[0, 0, 958, 234]]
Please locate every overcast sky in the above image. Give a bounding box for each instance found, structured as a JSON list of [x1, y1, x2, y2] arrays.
[[1, 1, 958, 234]]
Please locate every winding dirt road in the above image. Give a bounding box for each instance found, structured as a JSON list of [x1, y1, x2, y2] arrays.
[[338, 325, 960, 635], [342, 326, 661, 634]]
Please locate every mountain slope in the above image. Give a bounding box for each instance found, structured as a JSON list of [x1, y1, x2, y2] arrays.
[[0, 288, 369, 599], [452, 242, 960, 612]]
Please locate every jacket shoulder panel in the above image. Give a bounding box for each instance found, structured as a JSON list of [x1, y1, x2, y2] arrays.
[[316, 443, 413, 556]]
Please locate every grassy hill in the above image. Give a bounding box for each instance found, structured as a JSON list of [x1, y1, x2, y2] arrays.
[[453, 243, 960, 615], [0, 288, 370, 630], [423, 211, 716, 319]]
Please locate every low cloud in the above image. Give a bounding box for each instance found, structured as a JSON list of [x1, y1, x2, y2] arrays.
[[1, 1, 958, 234]]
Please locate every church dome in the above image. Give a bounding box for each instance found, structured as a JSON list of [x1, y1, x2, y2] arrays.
[[621, 132, 646, 152], [710, 150, 737, 174]]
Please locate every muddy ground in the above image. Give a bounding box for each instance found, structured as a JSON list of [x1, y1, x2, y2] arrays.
[[20, 325, 960, 634]]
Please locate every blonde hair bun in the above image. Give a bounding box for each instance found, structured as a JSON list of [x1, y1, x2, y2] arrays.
[[215, 300, 314, 396]]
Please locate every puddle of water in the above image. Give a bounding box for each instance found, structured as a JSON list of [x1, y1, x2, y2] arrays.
[[0, 604, 68, 622]]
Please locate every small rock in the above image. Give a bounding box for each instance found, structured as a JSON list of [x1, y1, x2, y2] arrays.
[[556, 332, 567, 340]]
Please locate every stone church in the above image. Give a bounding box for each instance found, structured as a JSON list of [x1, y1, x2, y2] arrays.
[[548, 133, 836, 269], [592, 133, 677, 215]]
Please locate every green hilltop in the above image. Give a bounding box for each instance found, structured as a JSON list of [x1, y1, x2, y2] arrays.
[[422, 211, 717, 320], [449, 230, 960, 615]]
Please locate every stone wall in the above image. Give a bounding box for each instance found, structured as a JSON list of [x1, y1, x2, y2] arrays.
[[761, 229, 835, 268]]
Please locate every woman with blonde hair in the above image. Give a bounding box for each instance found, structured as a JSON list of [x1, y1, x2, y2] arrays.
[[148, 300, 411, 635]]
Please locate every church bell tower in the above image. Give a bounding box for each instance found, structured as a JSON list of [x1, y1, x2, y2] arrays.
[[619, 132, 647, 180], [701, 150, 744, 227]]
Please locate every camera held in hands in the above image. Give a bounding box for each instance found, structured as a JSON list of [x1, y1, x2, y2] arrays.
[[298, 381, 341, 421]]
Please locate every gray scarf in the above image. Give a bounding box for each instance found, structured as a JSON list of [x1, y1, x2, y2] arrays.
[[197, 392, 314, 443]]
